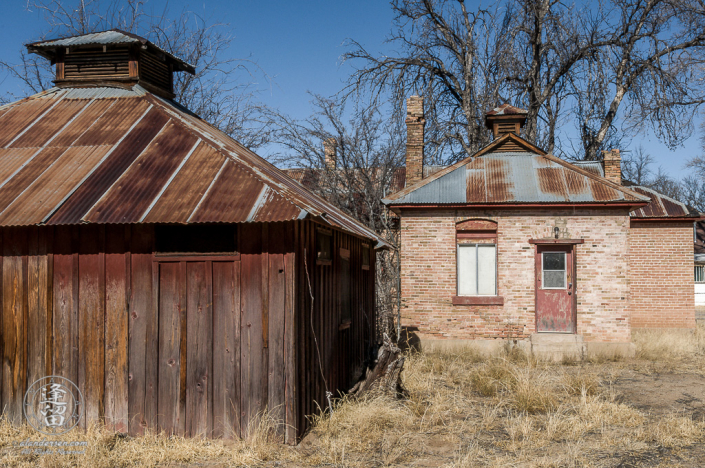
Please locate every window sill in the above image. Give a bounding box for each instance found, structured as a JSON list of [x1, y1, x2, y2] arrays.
[[452, 295, 504, 306]]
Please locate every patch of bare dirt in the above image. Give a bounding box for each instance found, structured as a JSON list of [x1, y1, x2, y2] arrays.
[[613, 369, 705, 421]]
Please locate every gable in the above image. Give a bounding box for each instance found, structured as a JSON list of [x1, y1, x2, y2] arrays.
[[384, 134, 649, 206]]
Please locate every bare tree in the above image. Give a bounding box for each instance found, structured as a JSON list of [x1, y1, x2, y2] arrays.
[[271, 95, 405, 337], [1, 0, 273, 149], [622, 145, 655, 185], [345, 0, 705, 162], [343, 0, 514, 164], [579, 0, 705, 160], [680, 175, 705, 213]]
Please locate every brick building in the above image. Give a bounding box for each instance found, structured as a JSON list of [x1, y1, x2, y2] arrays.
[[384, 99, 699, 356]]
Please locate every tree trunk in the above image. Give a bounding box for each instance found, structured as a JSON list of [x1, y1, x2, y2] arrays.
[[349, 333, 408, 399]]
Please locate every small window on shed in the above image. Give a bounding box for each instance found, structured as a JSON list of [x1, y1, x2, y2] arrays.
[[362, 244, 370, 270], [317, 228, 332, 265], [155, 224, 237, 255], [696, 265, 705, 283]]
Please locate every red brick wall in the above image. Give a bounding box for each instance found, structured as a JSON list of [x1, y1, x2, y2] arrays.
[[629, 221, 695, 329], [399, 208, 632, 343]]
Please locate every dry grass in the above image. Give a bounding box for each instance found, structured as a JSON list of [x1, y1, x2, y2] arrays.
[[1, 326, 704, 467], [633, 325, 705, 362]]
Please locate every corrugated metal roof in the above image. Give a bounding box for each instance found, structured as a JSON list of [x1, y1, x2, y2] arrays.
[[0, 85, 388, 247], [486, 104, 527, 116], [30, 30, 141, 47], [386, 152, 648, 205], [628, 185, 693, 218], [571, 161, 604, 177]]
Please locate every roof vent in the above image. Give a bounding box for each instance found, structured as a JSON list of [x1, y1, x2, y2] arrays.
[[485, 104, 527, 139], [26, 29, 195, 100]]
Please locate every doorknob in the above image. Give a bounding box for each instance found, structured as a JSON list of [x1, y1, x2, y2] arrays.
[[568, 282, 572, 295]]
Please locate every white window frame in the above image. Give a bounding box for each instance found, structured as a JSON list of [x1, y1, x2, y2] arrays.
[[541, 251, 567, 290], [457, 243, 497, 296], [696, 264, 705, 283]]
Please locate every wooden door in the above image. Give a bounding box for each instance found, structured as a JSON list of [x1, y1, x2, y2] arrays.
[[535, 245, 575, 333], [155, 259, 240, 437]]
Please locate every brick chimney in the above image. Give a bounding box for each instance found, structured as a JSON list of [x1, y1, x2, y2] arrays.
[[485, 104, 527, 139], [602, 149, 621, 185], [406, 96, 425, 186], [323, 138, 337, 171]]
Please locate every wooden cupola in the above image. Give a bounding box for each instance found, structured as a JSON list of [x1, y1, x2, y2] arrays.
[[26, 29, 195, 99], [485, 104, 528, 139]]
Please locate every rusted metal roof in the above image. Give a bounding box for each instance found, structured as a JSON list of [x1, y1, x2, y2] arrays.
[[628, 185, 694, 218], [486, 104, 528, 116], [384, 151, 649, 206], [0, 85, 388, 247]]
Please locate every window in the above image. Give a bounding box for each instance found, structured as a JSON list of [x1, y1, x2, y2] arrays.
[[362, 244, 370, 270], [457, 244, 497, 296], [317, 228, 332, 265], [155, 224, 236, 255], [696, 265, 704, 283], [542, 252, 566, 289], [455, 219, 499, 300]]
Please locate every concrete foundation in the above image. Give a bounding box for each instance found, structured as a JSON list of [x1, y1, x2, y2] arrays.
[[414, 335, 635, 360]]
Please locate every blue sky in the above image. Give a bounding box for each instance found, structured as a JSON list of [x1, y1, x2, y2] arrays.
[[0, 0, 700, 178]]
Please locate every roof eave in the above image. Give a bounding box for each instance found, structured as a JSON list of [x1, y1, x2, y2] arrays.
[[388, 201, 650, 209]]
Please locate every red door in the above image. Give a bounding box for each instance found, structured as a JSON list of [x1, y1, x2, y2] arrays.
[[535, 245, 575, 333]]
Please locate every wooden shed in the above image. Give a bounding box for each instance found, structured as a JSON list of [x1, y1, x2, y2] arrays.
[[0, 30, 387, 443]]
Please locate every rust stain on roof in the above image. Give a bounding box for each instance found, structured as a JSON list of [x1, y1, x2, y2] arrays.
[[588, 178, 617, 201], [143, 142, 225, 223], [189, 160, 265, 223], [466, 161, 487, 203], [49, 108, 170, 224], [74, 99, 151, 146], [0, 145, 111, 225], [85, 121, 198, 223], [629, 186, 691, 218], [0, 148, 45, 184], [537, 167, 568, 199], [564, 169, 588, 195], [49, 99, 116, 147], [484, 157, 513, 202], [0, 147, 67, 210], [0, 96, 59, 148], [9, 99, 89, 148]]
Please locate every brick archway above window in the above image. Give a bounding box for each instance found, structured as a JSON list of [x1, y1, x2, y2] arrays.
[[456, 219, 497, 231]]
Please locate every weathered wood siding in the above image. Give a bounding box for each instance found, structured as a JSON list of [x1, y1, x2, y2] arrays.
[[0, 220, 375, 442], [0, 223, 298, 442], [295, 219, 376, 439]]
